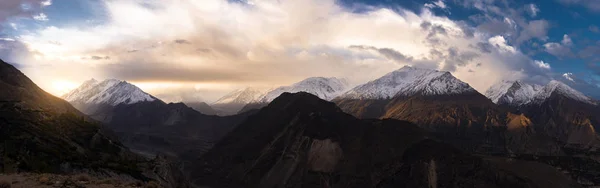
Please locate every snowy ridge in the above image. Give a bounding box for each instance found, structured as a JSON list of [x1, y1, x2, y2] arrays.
[[485, 80, 516, 103], [261, 77, 349, 102], [339, 66, 476, 99], [213, 87, 270, 105], [485, 80, 542, 106], [63, 79, 156, 106], [532, 80, 596, 105]]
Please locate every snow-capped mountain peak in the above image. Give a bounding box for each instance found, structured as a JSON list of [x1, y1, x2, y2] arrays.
[[339, 66, 476, 99], [261, 77, 350, 102], [532, 80, 596, 105], [63, 79, 156, 106], [213, 87, 269, 105], [485, 80, 542, 106]]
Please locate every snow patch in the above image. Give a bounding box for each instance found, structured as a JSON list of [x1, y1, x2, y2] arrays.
[[63, 79, 156, 106], [261, 77, 350, 102], [339, 66, 476, 99]]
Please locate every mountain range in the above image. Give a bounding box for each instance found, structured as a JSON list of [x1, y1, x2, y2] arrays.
[[61, 78, 254, 163], [190, 92, 582, 188], [214, 77, 351, 114], [5, 58, 600, 187], [63, 66, 600, 156]]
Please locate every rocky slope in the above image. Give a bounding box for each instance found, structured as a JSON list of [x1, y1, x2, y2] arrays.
[[63, 78, 256, 159], [183, 101, 219, 115], [333, 67, 569, 154], [485, 80, 600, 149], [0, 59, 183, 187], [190, 92, 580, 188], [485, 80, 542, 107], [522, 83, 600, 149]]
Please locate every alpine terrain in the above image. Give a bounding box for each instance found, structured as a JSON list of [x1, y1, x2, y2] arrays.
[[190, 92, 580, 188], [0, 59, 184, 187], [211, 87, 270, 115], [63, 78, 254, 162], [237, 77, 350, 113]]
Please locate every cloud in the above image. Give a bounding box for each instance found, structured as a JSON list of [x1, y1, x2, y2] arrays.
[[525, 4, 540, 17], [563, 72, 574, 82], [88, 55, 109, 60], [11, 0, 557, 101], [174, 39, 191, 44], [472, 42, 493, 53], [424, 0, 448, 10], [534, 60, 551, 70], [544, 42, 574, 58], [590, 25, 600, 33], [32, 12, 48, 21], [348, 45, 414, 62], [0, 0, 51, 24], [41, 0, 51, 7], [516, 20, 550, 44], [488, 36, 515, 53], [557, 0, 600, 12], [561, 34, 573, 45]]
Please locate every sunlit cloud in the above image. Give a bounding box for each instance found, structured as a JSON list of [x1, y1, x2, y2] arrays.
[[9, 0, 554, 102]]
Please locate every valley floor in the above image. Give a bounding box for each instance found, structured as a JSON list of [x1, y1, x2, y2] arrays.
[[0, 173, 160, 188]]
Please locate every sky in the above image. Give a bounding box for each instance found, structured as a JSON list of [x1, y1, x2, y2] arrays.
[[0, 0, 599, 102]]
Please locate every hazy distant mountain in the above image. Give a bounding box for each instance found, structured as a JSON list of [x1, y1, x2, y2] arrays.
[[184, 101, 220, 115], [261, 77, 350, 102], [236, 77, 350, 113], [211, 87, 270, 115], [191, 92, 579, 188]]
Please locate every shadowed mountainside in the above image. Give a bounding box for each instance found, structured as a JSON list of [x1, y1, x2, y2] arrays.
[[190, 92, 579, 188]]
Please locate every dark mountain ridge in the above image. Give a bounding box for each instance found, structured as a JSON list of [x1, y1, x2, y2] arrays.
[[191, 92, 580, 188], [0, 59, 187, 186]]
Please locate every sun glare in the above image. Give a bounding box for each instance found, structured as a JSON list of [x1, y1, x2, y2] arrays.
[[51, 80, 78, 97]]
